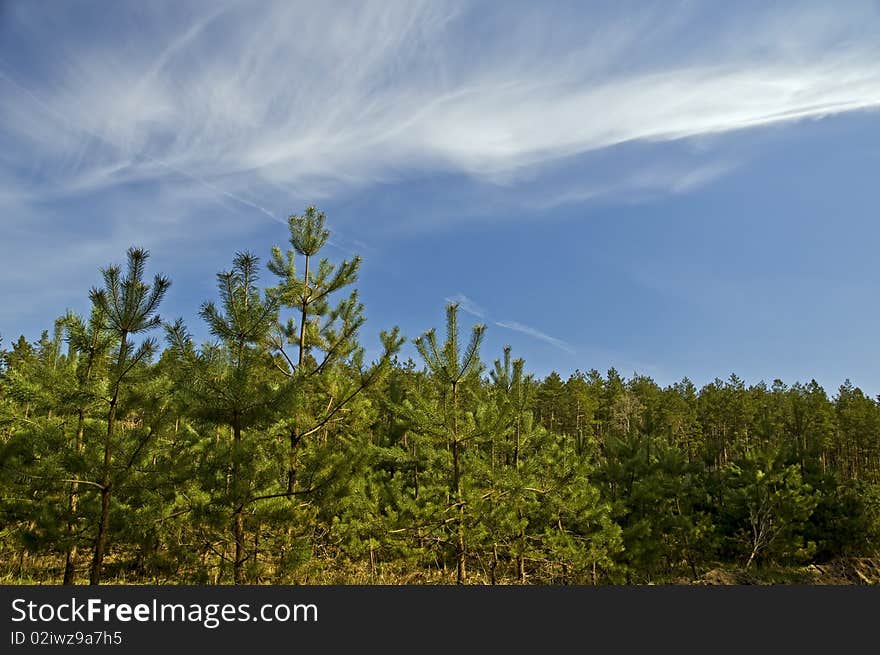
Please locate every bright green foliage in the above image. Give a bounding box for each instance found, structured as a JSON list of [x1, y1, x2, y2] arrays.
[[165, 251, 288, 584], [0, 324, 81, 563], [166, 252, 284, 433], [476, 346, 537, 582], [529, 430, 622, 584], [16, 312, 110, 584], [267, 206, 367, 374], [85, 246, 170, 585], [56, 307, 113, 583], [404, 303, 485, 584], [484, 353, 621, 583], [263, 207, 403, 581]]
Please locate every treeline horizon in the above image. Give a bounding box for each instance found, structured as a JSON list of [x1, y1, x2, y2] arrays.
[[1, 206, 879, 585]]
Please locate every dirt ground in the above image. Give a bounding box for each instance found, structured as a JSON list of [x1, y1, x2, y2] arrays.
[[692, 558, 880, 585]]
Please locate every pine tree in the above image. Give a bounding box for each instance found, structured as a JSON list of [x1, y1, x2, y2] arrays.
[[407, 303, 485, 584], [86, 247, 169, 585], [0, 322, 80, 579], [536, 371, 565, 433], [720, 446, 818, 568], [264, 207, 402, 578], [487, 346, 534, 582], [59, 307, 113, 584], [166, 252, 286, 584]]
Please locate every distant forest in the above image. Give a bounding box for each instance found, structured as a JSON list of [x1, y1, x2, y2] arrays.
[[2, 207, 879, 585]]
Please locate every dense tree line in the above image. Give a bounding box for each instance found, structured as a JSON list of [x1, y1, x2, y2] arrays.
[[1, 208, 879, 584]]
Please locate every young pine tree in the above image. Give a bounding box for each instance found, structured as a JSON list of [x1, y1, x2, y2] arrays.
[[60, 307, 113, 584], [0, 322, 81, 580], [486, 346, 535, 582], [86, 247, 169, 585], [406, 303, 485, 584], [166, 252, 287, 584], [264, 207, 402, 578]]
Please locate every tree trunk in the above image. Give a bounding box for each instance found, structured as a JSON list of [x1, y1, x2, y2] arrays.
[[514, 416, 521, 469], [232, 416, 245, 585], [63, 409, 86, 585], [89, 477, 112, 585], [233, 510, 245, 585], [89, 394, 118, 585], [279, 253, 311, 582], [745, 544, 760, 569], [452, 382, 465, 585], [490, 543, 498, 585], [298, 253, 310, 368], [517, 509, 526, 584], [90, 331, 127, 585], [454, 438, 465, 585]]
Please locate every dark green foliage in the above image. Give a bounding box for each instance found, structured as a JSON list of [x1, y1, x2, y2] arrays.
[[717, 448, 818, 568]]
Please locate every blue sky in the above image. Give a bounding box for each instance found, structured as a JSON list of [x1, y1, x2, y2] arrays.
[[2, 0, 880, 396]]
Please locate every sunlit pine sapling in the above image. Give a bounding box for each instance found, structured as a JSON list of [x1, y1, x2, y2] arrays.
[[266, 207, 402, 496], [165, 251, 286, 584], [86, 247, 169, 585], [410, 303, 485, 584], [489, 346, 535, 582], [59, 307, 113, 584]]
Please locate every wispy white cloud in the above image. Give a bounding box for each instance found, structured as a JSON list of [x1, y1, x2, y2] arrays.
[[667, 162, 739, 195], [2, 0, 880, 214], [518, 158, 742, 212], [494, 320, 576, 355]]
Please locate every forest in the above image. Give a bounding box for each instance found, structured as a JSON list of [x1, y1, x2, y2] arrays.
[[1, 207, 879, 585]]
